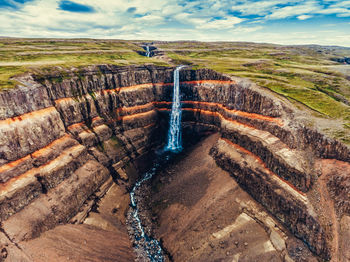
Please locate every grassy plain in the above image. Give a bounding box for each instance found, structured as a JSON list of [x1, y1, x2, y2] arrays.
[[0, 38, 349, 143], [160, 42, 350, 143]]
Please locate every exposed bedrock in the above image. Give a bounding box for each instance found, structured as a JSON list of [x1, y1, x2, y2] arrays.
[[0, 65, 349, 261]]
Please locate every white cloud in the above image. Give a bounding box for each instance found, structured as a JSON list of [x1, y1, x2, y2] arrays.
[[0, 0, 349, 46], [318, 7, 350, 16], [197, 17, 244, 30], [135, 14, 165, 24], [173, 13, 208, 26], [231, 0, 299, 16], [330, 1, 350, 8], [267, 1, 321, 19], [297, 14, 312, 20]]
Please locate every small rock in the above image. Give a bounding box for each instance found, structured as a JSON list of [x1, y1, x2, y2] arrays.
[[1, 248, 8, 259], [234, 241, 239, 246], [226, 251, 230, 256], [244, 242, 248, 247], [270, 230, 286, 251]]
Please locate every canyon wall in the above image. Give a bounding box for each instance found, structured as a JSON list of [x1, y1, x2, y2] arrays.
[[0, 65, 349, 261]]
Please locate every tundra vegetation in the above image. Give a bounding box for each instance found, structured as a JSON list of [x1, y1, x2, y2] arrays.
[[0, 38, 349, 143]]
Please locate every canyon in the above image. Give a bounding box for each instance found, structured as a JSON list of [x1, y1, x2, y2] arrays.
[[0, 65, 349, 262]]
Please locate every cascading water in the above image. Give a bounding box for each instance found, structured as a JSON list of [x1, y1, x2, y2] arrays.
[[146, 46, 150, 57], [127, 159, 166, 262], [127, 66, 186, 262], [164, 65, 186, 152]]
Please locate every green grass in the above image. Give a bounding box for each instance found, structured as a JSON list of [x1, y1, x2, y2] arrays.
[[165, 46, 350, 123], [0, 39, 168, 90], [0, 66, 28, 89], [1, 38, 350, 143], [264, 81, 349, 118], [163, 44, 350, 144]]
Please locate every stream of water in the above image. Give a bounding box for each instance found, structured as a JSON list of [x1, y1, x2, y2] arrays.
[[146, 46, 150, 57], [127, 66, 185, 261]]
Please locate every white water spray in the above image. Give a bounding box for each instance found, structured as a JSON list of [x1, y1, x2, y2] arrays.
[[165, 65, 186, 152], [127, 66, 187, 261], [146, 46, 150, 57]]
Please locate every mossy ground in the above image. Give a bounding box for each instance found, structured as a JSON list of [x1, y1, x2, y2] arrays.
[[162, 43, 350, 144], [0, 39, 167, 89], [1, 38, 349, 143]]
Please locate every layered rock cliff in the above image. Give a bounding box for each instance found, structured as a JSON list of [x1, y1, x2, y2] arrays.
[[0, 65, 349, 261]]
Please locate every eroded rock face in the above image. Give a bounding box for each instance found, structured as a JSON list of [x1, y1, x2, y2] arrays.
[[0, 65, 349, 261]]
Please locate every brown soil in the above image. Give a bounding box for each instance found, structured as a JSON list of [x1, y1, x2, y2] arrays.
[[21, 224, 133, 262], [1, 180, 135, 262], [148, 134, 317, 262]]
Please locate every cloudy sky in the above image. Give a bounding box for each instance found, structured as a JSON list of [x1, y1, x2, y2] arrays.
[[0, 0, 349, 46]]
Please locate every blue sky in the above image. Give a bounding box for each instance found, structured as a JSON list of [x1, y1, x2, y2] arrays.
[[0, 0, 349, 46]]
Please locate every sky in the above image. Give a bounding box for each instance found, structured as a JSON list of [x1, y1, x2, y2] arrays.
[[0, 0, 349, 46]]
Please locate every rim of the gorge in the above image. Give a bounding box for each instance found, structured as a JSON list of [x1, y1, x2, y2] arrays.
[[0, 64, 349, 262]]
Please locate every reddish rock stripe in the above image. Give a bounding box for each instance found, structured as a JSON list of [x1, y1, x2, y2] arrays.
[[116, 102, 154, 115], [91, 116, 103, 122], [143, 123, 156, 129], [134, 107, 302, 194], [156, 101, 283, 126], [117, 109, 156, 121], [181, 80, 235, 85], [185, 101, 282, 126], [221, 138, 306, 197], [0, 134, 72, 175], [31, 134, 73, 158], [0, 143, 83, 193], [0, 107, 57, 126], [67, 122, 85, 131], [0, 155, 32, 174], [97, 80, 235, 95], [0, 167, 37, 193], [116, 80, 235, 93], [121, 102, 283, 126], [153, 101, 172, 105], [0, 81, 233, 125], [55, 97, 74, 105], [158, 107, 266, 131]]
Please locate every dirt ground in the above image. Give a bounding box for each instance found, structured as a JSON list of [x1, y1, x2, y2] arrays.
[[147, 134, 317, 262], [6, 180, 135, 262]]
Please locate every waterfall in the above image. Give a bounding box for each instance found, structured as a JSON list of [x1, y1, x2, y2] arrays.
[[127, 66, 186, 262], [146, 45, 150, 57], [165, 65, 186, 152]]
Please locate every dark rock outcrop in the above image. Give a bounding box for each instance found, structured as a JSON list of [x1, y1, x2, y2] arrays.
[[0, 65, 349, 261]]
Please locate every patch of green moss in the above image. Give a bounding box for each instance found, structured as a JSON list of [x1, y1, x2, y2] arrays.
[[96, 143, 105, 153], [332, 129, 350, 145], [89, 91, 96, 100], [110, 135, 123, 149]]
